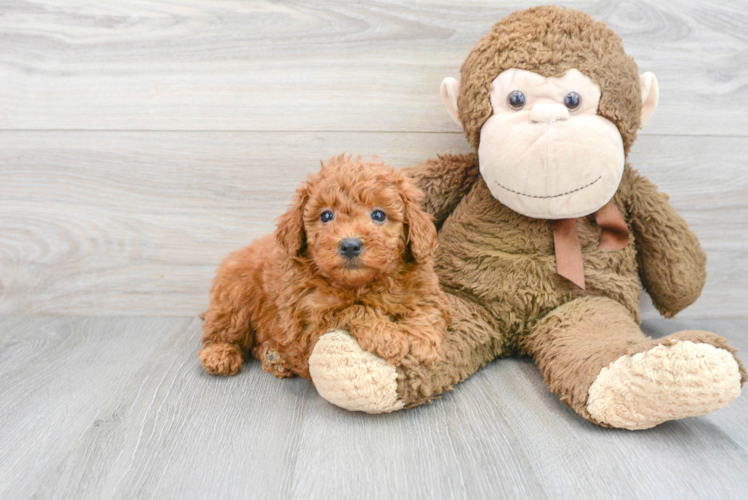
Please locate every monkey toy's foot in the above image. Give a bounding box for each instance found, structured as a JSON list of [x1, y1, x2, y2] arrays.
[[309, 330, 404, 413], [199, 343, 244, 376], [586, 335, 743, 430]]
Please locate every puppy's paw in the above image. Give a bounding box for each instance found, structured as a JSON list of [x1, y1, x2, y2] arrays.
[[357, 331, 409, 366], [346, 317, 408, 365], [408, 337, 442, 369], [258, 345, 293, 379], [199, 343, 244, 376]]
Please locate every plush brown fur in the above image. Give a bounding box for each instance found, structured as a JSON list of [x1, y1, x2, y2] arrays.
[[372, 7, 746, 425], [397, 156, 746, 419], [458, 6, 641, 155], [200, 156, 451, 379], [524, 296, 747, 424]]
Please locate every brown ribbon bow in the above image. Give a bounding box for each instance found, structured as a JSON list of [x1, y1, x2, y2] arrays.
[[550, 200, 629, 289]]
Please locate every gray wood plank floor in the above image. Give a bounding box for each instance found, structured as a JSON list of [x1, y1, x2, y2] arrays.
[[1, 315, 746, 499]]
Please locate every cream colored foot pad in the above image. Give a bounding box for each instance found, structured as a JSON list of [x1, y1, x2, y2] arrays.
[[309, 330, 404, 414], [587, 340, 742, 430]]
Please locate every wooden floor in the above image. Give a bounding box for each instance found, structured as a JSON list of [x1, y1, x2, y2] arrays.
[[1, 316, 747, 499], [2, 1, 748, 499]]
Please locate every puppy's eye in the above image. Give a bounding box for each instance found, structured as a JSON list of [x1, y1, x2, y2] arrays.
[[370, 210, 386, 223], [320, 210, 334, 223], [564, 92, 581, 110], [507, 90, 526, 110]]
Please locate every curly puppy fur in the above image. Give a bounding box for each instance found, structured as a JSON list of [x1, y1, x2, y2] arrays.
[[199, 155, 451, 379]]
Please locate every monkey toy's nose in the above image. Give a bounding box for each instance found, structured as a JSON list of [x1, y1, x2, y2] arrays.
[[530, 103, 569, 123], [339, 238, 363, 259]]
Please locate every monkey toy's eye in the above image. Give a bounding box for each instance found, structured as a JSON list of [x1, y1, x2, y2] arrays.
[[564, 92, 581, 110], [320, 210, 335, 223], [507, 90, 526, 110], [370, 209, 386, 223]]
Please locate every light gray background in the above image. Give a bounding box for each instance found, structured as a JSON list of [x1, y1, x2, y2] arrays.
[[1, 1, 747, 498]]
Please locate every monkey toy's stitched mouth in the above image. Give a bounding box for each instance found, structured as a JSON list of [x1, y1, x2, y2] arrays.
[[492, 175, 602, 200]]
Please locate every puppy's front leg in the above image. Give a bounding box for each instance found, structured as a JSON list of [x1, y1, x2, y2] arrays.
[[339, 306, 410, 365], [357, 317, 412, 366], [396, 311, 445, 368], [337, 306, 447, 367]]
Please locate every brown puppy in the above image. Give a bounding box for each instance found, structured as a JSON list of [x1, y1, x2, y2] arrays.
[[199, 155, 451, 379]]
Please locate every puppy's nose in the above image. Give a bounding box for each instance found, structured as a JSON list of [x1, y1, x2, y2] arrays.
[[339, 238, 363, 259]]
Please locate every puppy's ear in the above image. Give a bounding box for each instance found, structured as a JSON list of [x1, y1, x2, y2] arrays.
[[401, 180, 438, 263], [275, 181, 310, 257]]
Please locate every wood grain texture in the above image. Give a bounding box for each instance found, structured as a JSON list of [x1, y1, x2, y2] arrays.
[[0, 315, 198, 499], [1, 131, 746, 318], [1, 315, 746, 499], [0, 0, 747, 135]]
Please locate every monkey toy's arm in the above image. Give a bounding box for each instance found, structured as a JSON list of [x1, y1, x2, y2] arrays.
[[401, 153, 481, 229], [621, 165, 707, 318]]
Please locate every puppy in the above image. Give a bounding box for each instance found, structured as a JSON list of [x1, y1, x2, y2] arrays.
[[199, 155, 451, 379]]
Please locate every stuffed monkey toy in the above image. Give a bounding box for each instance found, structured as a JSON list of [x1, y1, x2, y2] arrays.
[[308, 6, 746, 429]]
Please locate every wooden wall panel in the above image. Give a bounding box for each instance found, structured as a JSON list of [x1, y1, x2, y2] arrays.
[[0, 0, 747, 135], [1, 131, 745, 318]]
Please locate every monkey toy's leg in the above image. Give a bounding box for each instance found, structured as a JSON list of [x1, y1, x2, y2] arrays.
[[309, 293, 506, 412], [523, 296, 746, 429]]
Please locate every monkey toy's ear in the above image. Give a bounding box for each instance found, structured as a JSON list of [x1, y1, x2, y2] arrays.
[[640, 72, 659, 127], [440, 77, 462, 128], [275, 181, 310, 257]]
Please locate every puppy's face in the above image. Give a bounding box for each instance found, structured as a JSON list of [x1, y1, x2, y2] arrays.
[[303, 176, 407, 288], [275, 157, 438, 290]]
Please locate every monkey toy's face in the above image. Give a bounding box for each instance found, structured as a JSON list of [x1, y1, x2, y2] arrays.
[[441, 68, 658, 220], [479, 69, 623, 219]]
